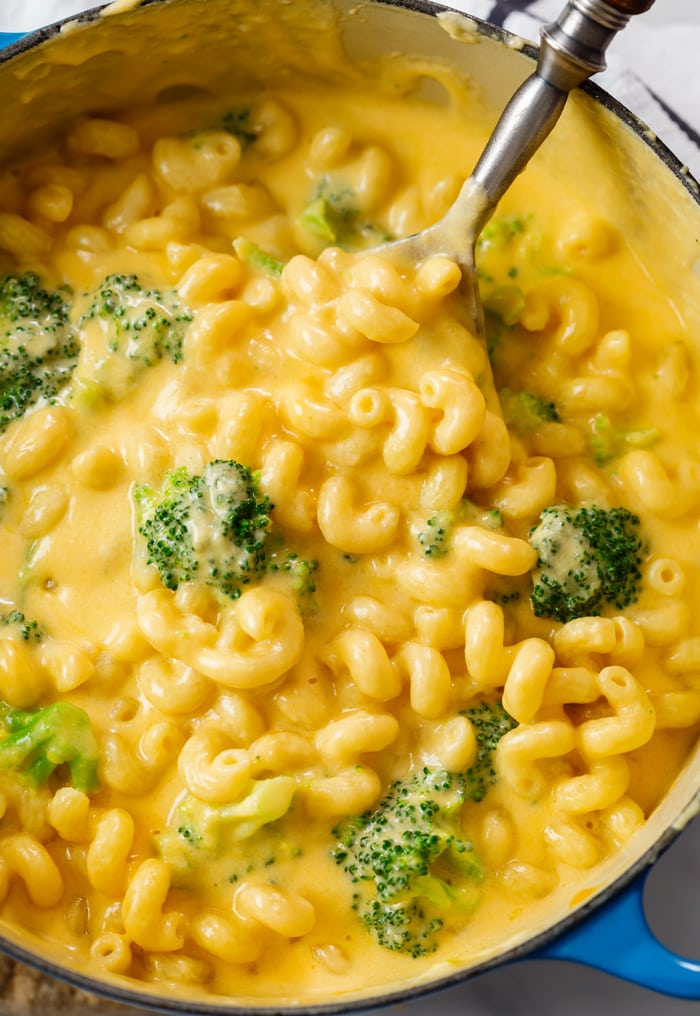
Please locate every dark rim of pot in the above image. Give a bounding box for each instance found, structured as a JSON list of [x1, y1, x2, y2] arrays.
[[0, 0, 698, 1013]]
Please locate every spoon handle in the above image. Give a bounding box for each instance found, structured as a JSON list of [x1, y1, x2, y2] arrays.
[[590, 0, 655, 14], [470, 0, 656, 227], [540, 0, 657, 86]]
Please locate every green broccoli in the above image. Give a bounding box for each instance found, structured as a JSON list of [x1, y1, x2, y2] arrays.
[[461, 700, 518, 802], [221, 108, 258, 148], [500, 387, 559, 436], [0, 609, 43, 643], [233, 237, 286, 277], [77, 274, 191, 396], [529, 504, 646, 623], [81, 273, 190, 363], [589, 412, 660, 467], [134, 459, 273, 600], [0, 700, 99, 793], [333, 768, 483, 957], [417, 513, 451, 558], [332, 700, 515, 956], [298, 178, 391, 250], [485, 583, 523, 608], [477, 214, 529, 255], [157, 776, 297, 875], [268, 550, 318, 611], [0, 272, 78, 433], [416, 502, 503, 559], [481, 286, 526, 330], [476, 214, 531, 291]]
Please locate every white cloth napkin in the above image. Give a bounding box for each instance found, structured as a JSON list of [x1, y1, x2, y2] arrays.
[[1, 0, 699, 179]]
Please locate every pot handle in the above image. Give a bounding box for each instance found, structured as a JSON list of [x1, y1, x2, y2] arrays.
[[536, 868, 700, 998]]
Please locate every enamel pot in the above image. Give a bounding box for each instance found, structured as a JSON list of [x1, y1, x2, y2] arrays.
[[0, 1, 699, 1011]]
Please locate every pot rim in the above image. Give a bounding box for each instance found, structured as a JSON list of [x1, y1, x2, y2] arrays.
[[0, 1, 698, 1012], [3, 0, 696, 199]]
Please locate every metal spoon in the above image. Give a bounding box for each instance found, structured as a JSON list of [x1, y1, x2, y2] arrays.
[[379, 0, 656, 335]]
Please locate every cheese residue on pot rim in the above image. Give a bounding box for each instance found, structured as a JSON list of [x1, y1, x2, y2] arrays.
[[437, 10, 482, 43], [102, 0, 144, 15]]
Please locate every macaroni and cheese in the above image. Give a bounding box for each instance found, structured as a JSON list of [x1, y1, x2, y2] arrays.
[[0, 0, 698, 1006]]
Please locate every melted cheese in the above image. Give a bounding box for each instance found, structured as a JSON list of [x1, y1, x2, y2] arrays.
[[0, 0, 697, 1007]]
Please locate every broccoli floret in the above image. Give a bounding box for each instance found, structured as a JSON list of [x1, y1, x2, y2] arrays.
[[181, 777, 296, 845], [157, 776, 297, 874], [77, 274, 191, 396], [0, 701, 99, 793], [529, 504, 646, 623], [298, 178, 391, 250], [333, 767, 485, 957], [416, 503, 503, 559], [81, 273, 190, 364], [500, 387, 559, 436], [589, 412, 660, 467], [0, 272, 78, 433], [134, 459, 273, 600], [462, 700, 517, 803], [332, 698, 516, 955], [417, 513, 451, 558], [0, 609, 43, 643]]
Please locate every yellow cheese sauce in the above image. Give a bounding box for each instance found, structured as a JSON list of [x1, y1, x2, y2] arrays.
[[0, 2, 698, 1007]]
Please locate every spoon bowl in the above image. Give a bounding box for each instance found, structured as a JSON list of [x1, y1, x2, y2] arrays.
[[378, 0, 656, 335]]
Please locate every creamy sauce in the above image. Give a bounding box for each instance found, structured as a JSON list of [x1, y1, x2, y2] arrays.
[[0, 0, 697, 1008]]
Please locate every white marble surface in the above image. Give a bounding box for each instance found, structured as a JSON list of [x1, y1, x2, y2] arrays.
[[0, 2, 699, 1014]]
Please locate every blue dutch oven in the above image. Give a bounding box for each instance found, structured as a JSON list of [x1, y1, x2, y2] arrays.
[[0, 1, 698, 1011]]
